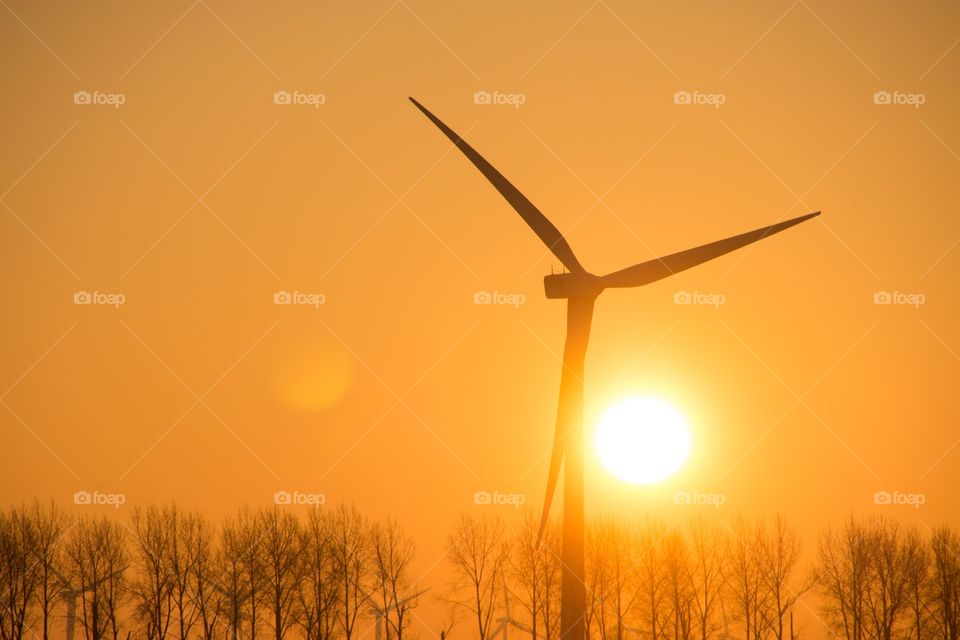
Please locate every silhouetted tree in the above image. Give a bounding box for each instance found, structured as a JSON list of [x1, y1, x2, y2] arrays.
[[817, 517, 873, 640], [758, 516, 812, 640], [635, 520, 671, 640], [167, 509, 203, 640], [508, 515, 560, 640], [331, 503, 368, 640], [594, 521, 639, 640], [664, 527, 694, 640], [447, 514, 506, 640], [131, 504, 175, 639], [863, 520, 921, 640], [67, 516, 129, 640], [261, 508, 305, 640], [686, 518, 726, 640], [220, 515, 251, 640], [727, 518, 768, 640], [185, 512, 221, 640], [0, 504, 39, 640], [904, 528, 932, 640], [929, 527, 960, 640], [7, 498, 960, 640], [28, 499, 68, 640], [297, 509, 339, 640], [239, 508, 268, 640], [370, 517, 418, 640]]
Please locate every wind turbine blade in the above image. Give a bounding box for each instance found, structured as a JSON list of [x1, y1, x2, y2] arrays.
[[409, 97, 585, 274], [538, 443, 562, 540], [600, 211, 820, 288]]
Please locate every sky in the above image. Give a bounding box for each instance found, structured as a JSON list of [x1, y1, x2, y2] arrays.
[[1, 0, 959, 636]]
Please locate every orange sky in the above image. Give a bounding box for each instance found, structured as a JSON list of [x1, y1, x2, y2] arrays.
[[2, 1, 959, 636]]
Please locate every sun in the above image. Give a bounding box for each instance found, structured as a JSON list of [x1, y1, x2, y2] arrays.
[[595, 397, 691, 484]]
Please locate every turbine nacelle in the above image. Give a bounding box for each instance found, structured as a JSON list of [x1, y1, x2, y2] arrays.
[[543, 272, 602, 299]]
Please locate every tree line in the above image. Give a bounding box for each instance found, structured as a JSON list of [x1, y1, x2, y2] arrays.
[[0, 501, 958, 640]]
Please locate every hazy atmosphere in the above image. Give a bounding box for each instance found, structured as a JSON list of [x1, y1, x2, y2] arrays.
[[1, 1, 958, 639]]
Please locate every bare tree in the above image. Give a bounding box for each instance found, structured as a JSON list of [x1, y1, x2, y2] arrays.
[[131, 504, 175, 639], [331, 503, 368, 640], [67, 516, 129, 640], [664, 527, 694, 640], [447, 514, 506, 640], [167, 509, 203, 640], [220, 515, 250, 640], [584, 522, 605, 640], [818, 517, 873, 640], [635, 520, 671, 640], [101, 521, 128, 640], [593, 521, 638, 640], [863, 520, 919, 640], [904, 529, 932, 640], [239, 508, 267, 640], [28, 499, 69, 640], [261, 508, 304, 640], [758, 516, 813, 640], [298, 509, 339, 640], [185, 512, 221, 640], [0, 504, 40, 640], [727, 518, 768, 640], [370, 517, 418, 640], [929, 527, 960, 640], [507, 514, 560, 640], [687, 518, 726, 640]]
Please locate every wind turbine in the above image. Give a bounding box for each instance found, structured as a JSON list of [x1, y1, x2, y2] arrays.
[[408, 97, 819, 640], [493, 574, 531, 640], [362, 587, 430, 640], [47, 564, 77, 640]]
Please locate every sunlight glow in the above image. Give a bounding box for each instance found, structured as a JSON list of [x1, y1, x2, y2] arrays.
[[595, 396, 691, 484]]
